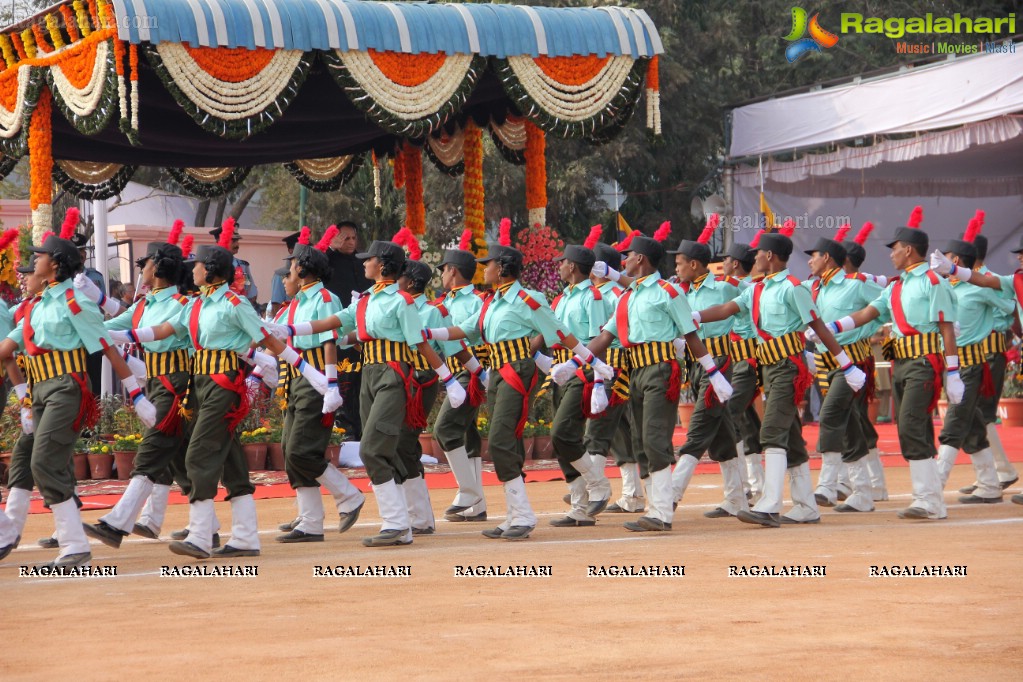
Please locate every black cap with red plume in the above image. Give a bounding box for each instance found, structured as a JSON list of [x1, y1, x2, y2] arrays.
[[439, 228, 477, 279], [30, 207, 83, 271]]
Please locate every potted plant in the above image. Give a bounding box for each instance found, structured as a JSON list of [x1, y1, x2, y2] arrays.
[[87, 440, 115, 479], [476, 414, 490, 461], [1000, 363, 1023, 427], [73, 438, 90, 481], [531, 418, 553, 459], [324, 426, 346, 467], [676, 379, 697, 430], [111, 434, 141, 480], [266, 418, 286, 471], [239, 427, 270, 470], [520, 420, 536, 460]]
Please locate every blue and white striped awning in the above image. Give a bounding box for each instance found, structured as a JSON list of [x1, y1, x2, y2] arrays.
[[108, 0, 663, 58]]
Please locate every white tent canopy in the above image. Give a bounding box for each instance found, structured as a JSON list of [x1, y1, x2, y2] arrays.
[[726, 43, 1023, 279]]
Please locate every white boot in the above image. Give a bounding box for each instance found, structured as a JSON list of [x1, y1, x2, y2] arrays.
[[571, 453, 612, 513], [503, 476, 537, 529], [782, 462, 821, 523], [293, 487, 326, 535], [936, 444, 959, 488], [836, 462, 852, 499], [736, 441, 751, 497], [445, 445, 477, 508], [99, 475, 154, 533], [646, 467, 675, 524], [752, 448, 788, 514], [900, 458, 947, 519], [718, 458, 750, 516], [555, 476, 590, 523], [614, 462, 645, 512], [746, 451, 765, 503], [835, 459, 875, 512], [225, 494, 261, 551], [670, 454, 699, 506], [4, 487, 32, 536], [52, 497, 91, 559], [987, 424, 1019, 484], [814, 451, 842, 505], [316, 465, 365, 513], [865, 448, 889, 501], [137, 484, 171, 535], [373, 479, 411, 532], [966, 448, 1003, 500], [0, 504, 18, 548], [402, 476, 435, 532], [467, 457, 487, 515], [178, 499, 216, 553]]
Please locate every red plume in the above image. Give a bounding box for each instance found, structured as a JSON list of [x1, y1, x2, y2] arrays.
[[749, 229, 766, 249], [697, 214, 720, 245], [457, 228, 473, 251], [853, 221, 874, 246], [616, 229, 640, 252], [583, 224, 602, 250], [973, 209, 985, 230], [392, 225, 410, 247], [906, 205, 923, 229], [168, 219, 184, 246], [779, 218, 796, 238], [60, 207, 80, 240], [652, 220, 671, 243], [834, 223, 851, 242], [298, 226, 311, 245], [316, 226, 338, 253], [218, 217, 236, 248], [498, 218, 512, 247], [0, 227, 19, 251], [40, 230, 55, 244], [963, 217, 981, 244], [405, 232, 422, 261], [181, 235, 194, 259]]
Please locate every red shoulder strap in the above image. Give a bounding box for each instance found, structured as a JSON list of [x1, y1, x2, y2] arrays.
[[750, 281, 771, 341], [131, 299, 147, 329], [477, 294, 495, 343], [397, 290, 414, 304], [658, 280, 679, 298], [614, 289, 633, 347], [550, 294, 563, 311], [285, 299, 300, 348], [22, 298, 42, 356], [1013, 272, 1023, 310], [890, 279, 919, 336], [188, 298, 204, 349], [355, 294, 372, 342], [811, 279, 822, 303], [319, 288, 333, 302], [65, 289, 81, 315], [925, 270, 939, 285], [786, 275, 802, 287], [517, 290, 540, 310], [679, 281, 691, 294], [430, 301, 449, 317], [589, 285, 602, 301]]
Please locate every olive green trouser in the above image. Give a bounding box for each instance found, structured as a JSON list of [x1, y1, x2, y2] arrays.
[[938, 362, 989, 454], [759, 359, 809, 467], [891, 357, 940, 461], [29, 375, 85, 506], [432, 370, 482, 458], [629, 362, 681, 474], [817, 366, 870, 462], [585, 392, 638, 473], [551, 374, 590, 482], [282, 373, 333, 488], [396, 370, 441, 482], [133, 371, 191, 484], [678, 356, 737, 462], [359, 362, 412, 485], [6, 432, 36, 491], [979, 350, 1006, 425], [728, 359, 762, 455], [184, 372, 254, 502], [485, 359, 534, 483]]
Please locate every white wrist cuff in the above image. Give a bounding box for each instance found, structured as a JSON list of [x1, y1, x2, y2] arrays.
[[835, 316, 856, 332], [134, 327, 156, 343], [945, 355, 960, 369], [122, 375, 140, 393], [607, 267, 621, 283], [428, 327, 451, 341], [570, 343, 591, 361], [14, 383, 28, 400], [692, 310, 702, 324], [102, 298, 122, 316], [325, 364, 337, 381], [280, 347, 300, 366], [835, 351, 852, 368], [464, 357, 481, 373], [436, 364, 453, 382], [293, 321, 314, 337], [953, 266, 972, 282], [697, 354, 716, 372]]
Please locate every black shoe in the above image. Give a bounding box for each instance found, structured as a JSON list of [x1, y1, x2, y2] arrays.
[[958, 494, 1003, 504], [1012, 494, 1023, 505], [779, 515, 821, 524], [736, 510, 781, 528], [1000, 476, 1019, 490], [213, 545, 261, 558], [40, 552, 91, 569], [585, 497, 610, 517], [82, 521, 127, 549], [37, 537, 59, 549], [445, 510, 487, 522], [444, 503, 472, 515], [624, 516, 671, 532], [132, 523, 159, 539], [501, 525, 534, 540], [361, 529, 412, 547], [896, 507, 931, 519], [169, 529, 220, 548], [338, 501, 364, 533], [481, 526, 505, 539], [0, 542, 15, 561], [834, 503, 871, 513], [703, 507, 734, 519], [562, 494, 571, 505], [411, 527, 435, 535], [814, 493, 835, 508], [549, 516, 596, 527], [275, 530, 325, 543], [959, 484, 978, 495], [168, 541, 211, 560], [278, 518, 299, 532], [604, 502, 643, 514]]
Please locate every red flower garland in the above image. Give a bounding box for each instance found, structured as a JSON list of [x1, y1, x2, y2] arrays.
[[403, 142, 425, 235]]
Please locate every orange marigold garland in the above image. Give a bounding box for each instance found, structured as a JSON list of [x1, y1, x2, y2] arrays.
[[128, 42, 139, 134], [403, 142, 425, 235], [61, 6, 81, 43], [29, 88, 54, 243], [646, 56, 661, 135], [10, 34, 27, 62], [32, 24, 51, 55], [524, 121, 547, 229], [392, 146, 405, 190], [462, 119, 485, 254]]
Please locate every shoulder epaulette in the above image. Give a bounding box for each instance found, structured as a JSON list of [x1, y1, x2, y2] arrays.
[[550, 294, 563, 311], [925, 270, 940, 285], [845, 273, 867, 282], [430, 301, 450, 317], [517, 290, 541, 310], [319, 288, 334, 303], [431, 295, 445, 307], [658, 280, 679, 298], [589, 285, 602, 301], [474, 289, 489, 299], [397, 290, 415, 304], [172, 293, 190, 305], [785, 275, 802, 287], [716, 275, 741, 287], [679, 281, 691, 294], [65, 289, 82, 315], [224, 291, 242, 306], [612, 286, 624, 297]]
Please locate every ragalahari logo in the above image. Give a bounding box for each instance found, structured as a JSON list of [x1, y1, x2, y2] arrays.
[[784, 7, 839, 62]]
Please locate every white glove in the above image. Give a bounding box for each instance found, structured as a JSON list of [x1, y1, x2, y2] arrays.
[[708, 371, 733, 403], [259, 362, 278, 390], [351, 290, 363, 304], [20, 406, 34, 435], [532, 352, 553, 375], [300, 366, 328, 395], [592, 261, 620, 282], [445, 375, 466, 409], [843, 364, 866, 392], [691, 310, 702, 325], [804, 351, 816, 373], [672, 338, 687, 361], [953, 321, 961, 339], [125, 353, 147, 386], [945, 370, 965, 405], [322, 386, 344, 414], [480, 369, 491, 391], [590, 380, 609, 414], [804, 326, 820, 344], [73, 272, 103, 303], [589, 357, 614, 382], [265, 323, 293, 341], [929, 249, 955, 276], [109, 330, 133, 345], [135, 396, 157, 429], [550, 361, 577, 386]]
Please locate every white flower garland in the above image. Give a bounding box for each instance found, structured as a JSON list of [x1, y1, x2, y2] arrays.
[[373, 156, 381, 208], [293, 156, 354, 181], [528, 207, 546, 229], [646, 89, 661, 135], [337, 51, 474, 121], [506, 55, 635, 123], [31, 205, 52, 244], [0, 67, 34, 138], [49, 40, 110, 118], [156, 43, 304, 120], [427, 127, 465, 167], [490, 117, 527, 151]]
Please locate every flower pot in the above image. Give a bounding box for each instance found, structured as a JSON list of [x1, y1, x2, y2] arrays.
[[677, 403, 695, 430], [113, 450, 136, 480], [87, 452, 115, 479], [267, 443, 286, 471], [324, 444, 341, 467], [242, 443, 268, 471], [73, 452, 90, 481], [867, 399, 880, 424], [431, 439, 447, 464], [479, 438, 490, 461], [418, 433, 435, 459], [1001, 398, 1023, 427], [532, 435, 553, 459], [522, 437, 535, 460]]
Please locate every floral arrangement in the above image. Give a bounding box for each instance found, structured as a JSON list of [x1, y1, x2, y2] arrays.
[[284, 154, 364, 192], [519, 223, 564, 300], [329, 426, 347, 445], [523, 418, 550, 437], [28, 89, 53, 242], [402, 142, 426, 235], [240, 426, 272, 444], [88, 441, 112, 454], [112, 433, 142, 451], [166, 166, 253, 198], [524, 121, 547, 228], [0, 227, 21, 304], [463, 120, 485, 253], [476, 414, 490, 438]]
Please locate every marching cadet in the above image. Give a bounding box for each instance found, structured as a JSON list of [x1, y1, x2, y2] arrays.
[[0, 210, 159, 568], [815, 207, 961, 520], [587, 232, 733, 532], [432, 229, 489, 523], [274, 226, 365, 544], [270, 235, 466, 547], [547, 230, 614, 527], [210, 223, 257, 305], [928, 221, 1012, 503], [422, 220, 614, 540], [695, 223, 865, 527], [721, 239, 765, 502], [665, 216, 748, 519], [589, 239, 644, 514], [803, 229, 882, 513]]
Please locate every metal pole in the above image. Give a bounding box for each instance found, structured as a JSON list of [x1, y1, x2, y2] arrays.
[[92, 198, 112, 396]]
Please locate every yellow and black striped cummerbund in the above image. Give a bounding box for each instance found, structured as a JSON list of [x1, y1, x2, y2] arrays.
[[755, 331, 805, 366], [27, 348, 87, 383], [688, 334, 730, 361], [627, 341, 675, 369], [192, 349, 240, 375], [362, 339, 413, 365], [605, 347, 630, 371], [730, 336, 757, 364], [445, 344, 490, 374], [959, 341, 989, 367], [282, 347, 329, 378], [552, 347, 574, 365], [144, 349, 191, 376], [890, 332, 942, 360], [981, 331, 1007, 356], [813, 339, 872, 372], [410, 350, 432, 371], [486, 337, 532, 370]]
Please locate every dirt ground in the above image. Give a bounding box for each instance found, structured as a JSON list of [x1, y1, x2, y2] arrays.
[[2, 462, 1021, 681]]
